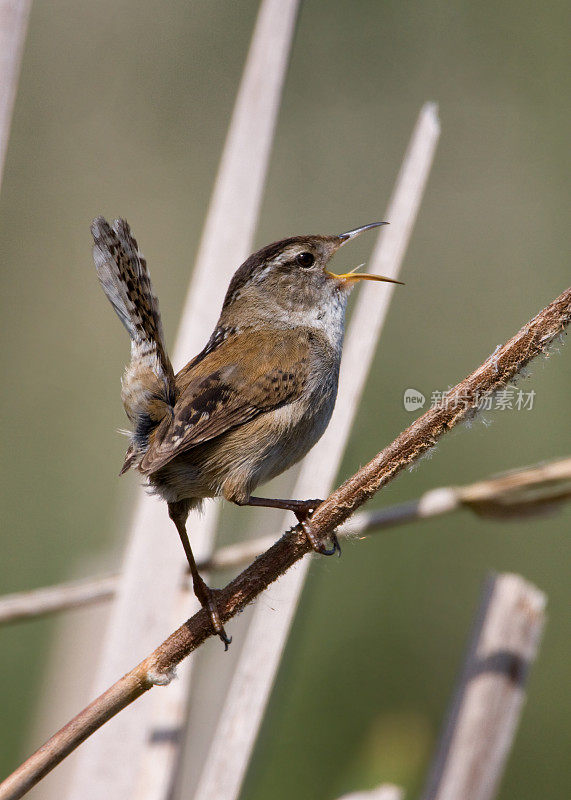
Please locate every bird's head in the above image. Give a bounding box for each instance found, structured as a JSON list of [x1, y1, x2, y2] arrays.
[[220, 222, 402, 327]]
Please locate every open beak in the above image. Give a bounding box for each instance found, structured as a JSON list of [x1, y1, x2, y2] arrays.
[[326, 222, 404, 285]]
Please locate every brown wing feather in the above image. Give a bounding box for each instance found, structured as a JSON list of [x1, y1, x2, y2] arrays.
[[139, 328, 312, 474]]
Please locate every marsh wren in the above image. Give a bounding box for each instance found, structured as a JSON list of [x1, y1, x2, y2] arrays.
[[91, 218, 401, 646]]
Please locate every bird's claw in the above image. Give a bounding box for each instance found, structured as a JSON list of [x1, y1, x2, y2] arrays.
[[329, 532, 342, 557], [301, 520, 341, 557], [294, 498, 341, 557], [196, 584, 232, 651]]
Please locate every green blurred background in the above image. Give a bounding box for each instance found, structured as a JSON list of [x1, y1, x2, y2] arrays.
[[0, 0, 569, 797]]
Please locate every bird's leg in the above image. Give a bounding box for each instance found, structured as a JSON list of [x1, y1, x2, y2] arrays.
[[242, 495, 322, 515], [239, 496, 341, 557], [168, 501, 231, 650]]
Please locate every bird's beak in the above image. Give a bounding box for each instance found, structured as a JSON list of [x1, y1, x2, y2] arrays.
[[338, 222, 388, 243], [326, 222, 404, 285]]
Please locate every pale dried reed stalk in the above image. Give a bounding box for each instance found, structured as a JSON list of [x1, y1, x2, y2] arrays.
[[421, 573, 546, 800], [66, 1, 301, 798], [0, 0, 31, 190]]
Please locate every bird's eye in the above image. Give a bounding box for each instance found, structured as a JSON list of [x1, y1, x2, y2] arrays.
[[296, 252, 315, 268]]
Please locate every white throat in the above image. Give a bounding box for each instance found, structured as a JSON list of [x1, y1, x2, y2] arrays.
[[272, 291, 348, 353]]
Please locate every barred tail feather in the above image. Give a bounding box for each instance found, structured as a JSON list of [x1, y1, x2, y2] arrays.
[[91, 217, 176, 467]]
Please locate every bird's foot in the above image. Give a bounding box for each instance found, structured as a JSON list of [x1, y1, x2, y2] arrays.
[[301, 520, 341, 556], [193, 579, 232, 650], [294, 501, 341, 558]]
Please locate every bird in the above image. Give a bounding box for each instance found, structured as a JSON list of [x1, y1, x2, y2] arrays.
[[91, 217, 402, 647]]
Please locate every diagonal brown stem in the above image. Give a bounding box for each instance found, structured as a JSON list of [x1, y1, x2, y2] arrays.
[[0, 285, 569, 800]]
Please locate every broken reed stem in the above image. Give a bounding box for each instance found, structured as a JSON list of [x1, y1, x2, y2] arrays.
[[3, 454, 570, 625], [0, 506, 441, 626], [421, 573, 546, 800], [0, 506, 438, 625], [1, 284, 569, 800]]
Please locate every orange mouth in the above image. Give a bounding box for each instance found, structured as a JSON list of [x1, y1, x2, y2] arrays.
[[327, 221, 404, 285]]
